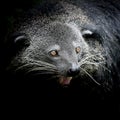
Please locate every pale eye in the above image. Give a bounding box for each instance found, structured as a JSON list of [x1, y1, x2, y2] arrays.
[[49, 50, 58, 57], [75, 47, 81, 54]]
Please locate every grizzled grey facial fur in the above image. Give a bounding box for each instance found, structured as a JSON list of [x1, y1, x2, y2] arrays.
[[7, 21, 105, 86]]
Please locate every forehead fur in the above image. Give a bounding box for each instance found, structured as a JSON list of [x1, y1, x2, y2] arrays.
[[43, 22, 82, 42], [27, 22, 83, 48], [16, 0, 92, 37]]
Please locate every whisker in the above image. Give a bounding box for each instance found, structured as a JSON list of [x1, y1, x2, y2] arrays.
[[98, 64, 111, 73], [80, 67, 101, 86], [80, 53, 101, 63], [24, 57, 56, 68], [92, 55, 105, 62], [81, 61, 111, 73], [15, 63, 31, 71], [15, 58, 57, 72], [25, 67, 58, 75], [27, 71, 56, 76]]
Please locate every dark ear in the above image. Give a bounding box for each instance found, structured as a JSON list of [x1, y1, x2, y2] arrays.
[[12, 33, 30, 48], [3, 33, 30, 67], [9, 33, 30, 53]]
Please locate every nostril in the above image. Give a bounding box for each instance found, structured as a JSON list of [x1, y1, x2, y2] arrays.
[[67, 68, 80, 76]]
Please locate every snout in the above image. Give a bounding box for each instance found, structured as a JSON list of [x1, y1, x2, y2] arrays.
[[67, 67, 80, 76], [58, 63, 80, 85], [58, 66, 80, 86]]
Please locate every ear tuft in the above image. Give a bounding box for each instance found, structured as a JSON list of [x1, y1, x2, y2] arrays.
[[81, 30, 93, 38], [8, 33, 30, 55], [11, 33, 30, 50]]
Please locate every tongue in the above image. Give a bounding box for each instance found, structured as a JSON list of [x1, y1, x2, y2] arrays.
[[59, 77, 72, 85]]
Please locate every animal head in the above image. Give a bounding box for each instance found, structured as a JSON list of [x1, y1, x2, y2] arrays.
[[6, 0, 120, 89], [7, 20, 105, 86]]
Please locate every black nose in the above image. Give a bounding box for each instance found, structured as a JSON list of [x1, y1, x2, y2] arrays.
[[67, 68, 80, 76]]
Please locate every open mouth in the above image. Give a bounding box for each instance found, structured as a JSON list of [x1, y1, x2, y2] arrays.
[[59, 76, 73, 85]]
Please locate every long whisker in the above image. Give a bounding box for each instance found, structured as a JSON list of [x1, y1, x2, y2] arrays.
[[80, 67, 101, 85], [80, 53, 102, 64], [25, 67, 58, 75], [81, 61, 111, 73], [24, 57, 57, 68], [98, 63, 111, 73], [15, 63, 31, 71], [15, 58, 57, 72], [15, 63, 54, 72], [24, 57, 41, 63]]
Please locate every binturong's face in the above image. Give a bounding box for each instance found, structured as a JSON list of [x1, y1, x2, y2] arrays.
[[8, 21, 105, 86], [38, 22, 88, 85]]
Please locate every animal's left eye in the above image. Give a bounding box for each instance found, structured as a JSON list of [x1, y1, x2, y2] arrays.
[[75, 47, 81, 53], [49, 50, 58, 57]]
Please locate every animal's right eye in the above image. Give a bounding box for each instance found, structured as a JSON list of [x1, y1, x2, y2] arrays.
[[49, 50, 59, 57]]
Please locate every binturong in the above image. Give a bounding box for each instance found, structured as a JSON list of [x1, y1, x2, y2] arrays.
[[3, 0, 120, 91]]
